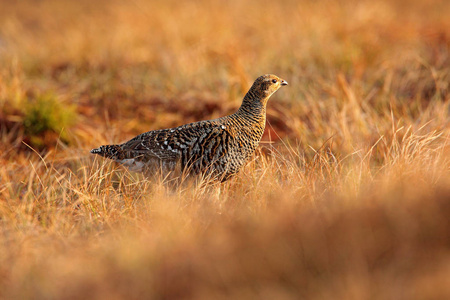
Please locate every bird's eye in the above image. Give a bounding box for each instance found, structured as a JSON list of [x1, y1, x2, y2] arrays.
[[272, 79, 277, 84]]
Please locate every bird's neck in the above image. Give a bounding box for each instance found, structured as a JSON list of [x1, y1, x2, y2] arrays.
[[237, 91, 268, 118], [230, 92, 267, 145]]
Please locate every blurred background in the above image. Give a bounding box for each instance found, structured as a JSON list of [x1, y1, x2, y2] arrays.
[[0, 0, 449, 299], [1, 0, 448, 153]]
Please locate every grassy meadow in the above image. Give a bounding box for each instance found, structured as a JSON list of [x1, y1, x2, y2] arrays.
[[0, 0, 449, 298]]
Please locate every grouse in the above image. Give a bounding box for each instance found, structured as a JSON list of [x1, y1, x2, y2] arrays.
[[91, 74, 288, 182]]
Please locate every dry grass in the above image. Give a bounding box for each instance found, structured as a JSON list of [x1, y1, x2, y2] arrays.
[[0, 0, 449, 299]]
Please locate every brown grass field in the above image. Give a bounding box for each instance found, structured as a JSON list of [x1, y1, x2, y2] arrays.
[[0, 0, 449, 299]]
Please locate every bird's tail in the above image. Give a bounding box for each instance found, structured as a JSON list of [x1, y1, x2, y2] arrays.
[[90, 144, 123, 159]]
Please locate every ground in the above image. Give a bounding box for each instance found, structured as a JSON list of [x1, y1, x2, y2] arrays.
[[0, 0, 449, 299]]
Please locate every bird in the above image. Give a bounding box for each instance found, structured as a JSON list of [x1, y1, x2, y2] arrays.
[[90, 74, 288, 182]]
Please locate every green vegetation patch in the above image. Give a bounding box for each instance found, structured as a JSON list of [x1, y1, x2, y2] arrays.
[[22, 93, 77, 147]]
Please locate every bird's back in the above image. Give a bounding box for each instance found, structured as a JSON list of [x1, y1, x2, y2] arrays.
[[91, 111, 265, 181]]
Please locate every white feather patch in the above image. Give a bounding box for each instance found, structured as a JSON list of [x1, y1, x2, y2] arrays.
[[117, 158, 145, 172]]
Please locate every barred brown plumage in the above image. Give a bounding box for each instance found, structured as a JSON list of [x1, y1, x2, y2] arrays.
[[90, 74, 288, 182]]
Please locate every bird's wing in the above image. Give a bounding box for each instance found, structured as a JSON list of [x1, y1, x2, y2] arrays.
[[121, 129, 181, 161], [120, 120, 222, 161]]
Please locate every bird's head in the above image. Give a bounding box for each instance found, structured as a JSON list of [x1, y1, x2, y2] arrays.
[[254, 74, 288, 95], [244, 74, 288, 107]]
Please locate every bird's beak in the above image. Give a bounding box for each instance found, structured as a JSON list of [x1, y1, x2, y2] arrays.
[[281, 80, 288, 86]]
